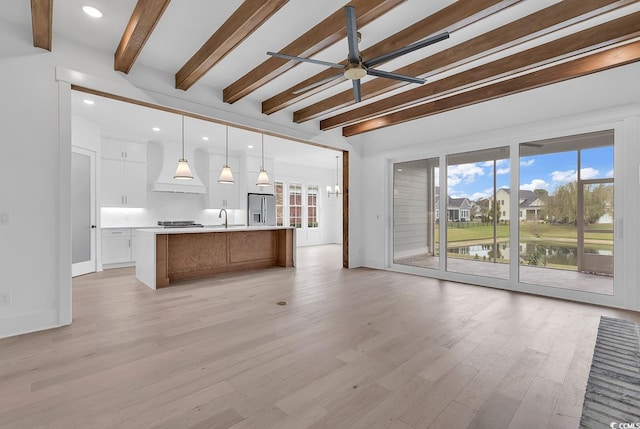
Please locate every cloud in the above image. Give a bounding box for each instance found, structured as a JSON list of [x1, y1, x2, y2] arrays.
[[606, 169, 614, 178], [551, 169, 576, 183], [448, 163, 485, 186], [520, 179, 549, 191], [551, 167, 600, 183], [469, 188, 495, 201], [520, 159, 535, 167], [580, 167, 599, 180], [496, 167, 510, 175]]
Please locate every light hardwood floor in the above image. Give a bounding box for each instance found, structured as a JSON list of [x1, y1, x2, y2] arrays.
[[1, 244, 637, 429]]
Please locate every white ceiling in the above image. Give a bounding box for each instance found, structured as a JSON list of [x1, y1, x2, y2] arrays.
[[72, 90, 341, 169]]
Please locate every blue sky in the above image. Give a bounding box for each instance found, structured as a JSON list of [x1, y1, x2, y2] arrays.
[[446, 146, 614, 201]]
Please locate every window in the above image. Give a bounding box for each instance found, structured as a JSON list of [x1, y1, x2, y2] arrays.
[[307, 185, 318, 228], [275, 182, 284, 226], [289, 183, 302, 228]]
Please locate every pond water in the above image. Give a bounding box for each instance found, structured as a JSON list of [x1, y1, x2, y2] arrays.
[[447, 241, 612, 268]]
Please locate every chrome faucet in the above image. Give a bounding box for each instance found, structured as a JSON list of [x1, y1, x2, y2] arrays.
[[219, 208, 228, 229]]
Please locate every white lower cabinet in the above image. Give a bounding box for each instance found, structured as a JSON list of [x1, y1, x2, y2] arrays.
[[102, 228, 135, 267]]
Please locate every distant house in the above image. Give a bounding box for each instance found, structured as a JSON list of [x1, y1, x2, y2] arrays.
[[435, 195, 472, 222], [495, 188, 544, 221]]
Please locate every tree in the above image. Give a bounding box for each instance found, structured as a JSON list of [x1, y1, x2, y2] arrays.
[[488, 198, 501, 223], [584, 184, 613, 224], [534, 188, 549, 199], [545, 182, 611, 224], [475, 198, 490, 222], [546, 182, 577, 223]]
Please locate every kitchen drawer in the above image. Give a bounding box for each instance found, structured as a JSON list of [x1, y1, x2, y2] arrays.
[[102, 228, 131, 238]]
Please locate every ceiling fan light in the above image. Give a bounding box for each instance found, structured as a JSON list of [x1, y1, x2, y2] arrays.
[[256, 169, 271, 187], [344, 64, 366, 80], [174, 159, 193, 180], [218, 166, 235, 184]]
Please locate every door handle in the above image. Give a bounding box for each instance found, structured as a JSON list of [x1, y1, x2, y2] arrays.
[[91, 225, 96, 229]]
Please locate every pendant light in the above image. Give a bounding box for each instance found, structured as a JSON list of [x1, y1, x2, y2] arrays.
[[327, 155, 342, 197], [174, 115, 193, 180], [256, 134, 271, 187], [218, 125, 234, 184]]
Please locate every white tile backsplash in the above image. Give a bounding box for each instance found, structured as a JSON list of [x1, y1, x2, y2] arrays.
[[101, 192, 246, 227]]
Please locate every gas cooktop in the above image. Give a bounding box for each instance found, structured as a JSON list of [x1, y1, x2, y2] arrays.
[[157, 221, 204, 228]]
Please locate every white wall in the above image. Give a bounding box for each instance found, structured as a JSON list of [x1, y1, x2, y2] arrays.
[[0, 26, 66, 337]]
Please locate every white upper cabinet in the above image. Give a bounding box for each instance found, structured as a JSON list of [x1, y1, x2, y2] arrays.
[[101, 139, 147, 207], [102, 140, 146, 162], [208, 153, 243, 209]]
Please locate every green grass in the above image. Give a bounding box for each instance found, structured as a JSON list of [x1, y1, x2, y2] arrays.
[[436, 222, 613, 244]]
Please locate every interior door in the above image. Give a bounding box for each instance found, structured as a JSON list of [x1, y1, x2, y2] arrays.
[[71, 147, 97, 277]]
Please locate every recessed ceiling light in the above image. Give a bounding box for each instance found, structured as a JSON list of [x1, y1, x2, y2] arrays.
[[247, 145, 254, 149], [397, 168, 403, 172], [82, 6, 103, 18], [152, 127, 160, 132], [202, 136, 209, 141], [82, 99, 95, 105]]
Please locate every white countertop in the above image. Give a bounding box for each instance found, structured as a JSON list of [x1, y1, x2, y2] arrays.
[[136, 226, 294, 235], [101, 225, 157, 229]]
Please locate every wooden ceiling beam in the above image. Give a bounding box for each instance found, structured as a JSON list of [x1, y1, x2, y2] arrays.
[[176, 0, 289, 91], [322, 10, 640, 130], [342, 41, 640, 136], [222, 0, 406, 104], [30, 0, 52, 51], [114, 0, 171, 74], [294, 0, 633, 123], [262, 0, 519, 115]]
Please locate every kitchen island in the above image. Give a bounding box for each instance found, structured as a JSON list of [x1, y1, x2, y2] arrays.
[[135, 226, 295, 289]]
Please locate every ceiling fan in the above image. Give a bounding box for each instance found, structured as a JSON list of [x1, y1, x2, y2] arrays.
[[267, 6, 449, 103]]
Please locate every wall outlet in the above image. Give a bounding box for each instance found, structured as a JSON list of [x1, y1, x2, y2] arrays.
[[0, 293, 10, 305], [0, 211, 9, 225]]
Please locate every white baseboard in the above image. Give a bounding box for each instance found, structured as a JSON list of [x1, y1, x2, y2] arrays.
[[0, 308, 66, 339]]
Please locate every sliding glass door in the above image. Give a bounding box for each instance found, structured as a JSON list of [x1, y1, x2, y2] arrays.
[[390, 129, 616, 304], [518, 130, 614, 295], [446, 147, 510, 280]]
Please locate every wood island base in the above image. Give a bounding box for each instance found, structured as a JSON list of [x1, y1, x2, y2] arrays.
[[136, 227, 295, 289]]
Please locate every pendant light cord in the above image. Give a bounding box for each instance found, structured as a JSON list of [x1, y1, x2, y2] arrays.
[[181, 115, 185, 159], [261, 134, 265, 169], [225, 126, 229, 165]]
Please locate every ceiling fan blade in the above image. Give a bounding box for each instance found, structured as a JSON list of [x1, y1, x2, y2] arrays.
[[293, 73, 345, 95], [364, 32, 450, 68], [267, 52, 344, 69], [366, 68, 426, 85], [345, 6, 360, 64], [352, 79, 362, 103]]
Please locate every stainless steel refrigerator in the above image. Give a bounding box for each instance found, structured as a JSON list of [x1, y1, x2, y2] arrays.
[[247, 193, 276, 226]]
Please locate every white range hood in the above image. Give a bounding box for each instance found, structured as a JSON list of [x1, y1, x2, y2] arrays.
[[149, 141, 206, 194]]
